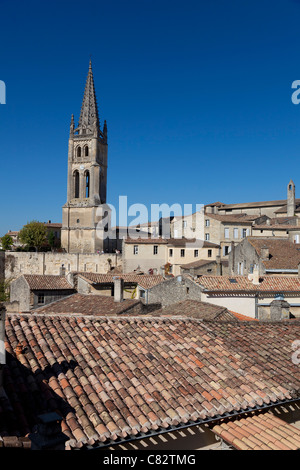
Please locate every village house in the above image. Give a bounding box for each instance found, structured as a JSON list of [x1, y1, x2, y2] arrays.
[[122, 237, 220, 276], [180, 257, 229, 277], [9, 274, 76, 311], [229, 236, 300, 277], [197, 274, 300, 320], [0, 307, 299, 450]]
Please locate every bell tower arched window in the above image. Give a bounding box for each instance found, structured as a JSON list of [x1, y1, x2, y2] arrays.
[[77, 146, 81, 158], [85, 145, 89, 157], [73, 170, 80, 198], [85, 171, 90, 198]]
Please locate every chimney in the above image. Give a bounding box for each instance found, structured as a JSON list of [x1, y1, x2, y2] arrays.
[[252, 267, 260, 285], [270, 299, 290, 321], [113, 277, 124, 302], [29, 412, 68, 450], [260, 246, 269, 261], [287, 180, 296, 217]]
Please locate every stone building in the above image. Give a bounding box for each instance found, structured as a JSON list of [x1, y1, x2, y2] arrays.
[[122, 237, 220, 276], [9, 274, 75, 311], [61, 60, 109, 254], [229, 236, 300, 277]]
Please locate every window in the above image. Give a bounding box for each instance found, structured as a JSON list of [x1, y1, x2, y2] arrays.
[[180, 249, 185, 257], [205, 219, 210, 227], [85, 145, 89, 157], [133, 245, 138, 255], [169, 248, 173, 257], [223, 246, 229, 256], [234, 228, 238, 239], [224, 228, 229, 239], [74, 170, 80, 198], [183, 221, 187, 228], [194, 249, 199, 257], [242, 228, 247, 238], [208, 249, 212, 258], [205, 233, 210, 241], [85, 171, 90, 198], [38, 293, 45, 304], [139, 289, 145, 299], [77, 146, 81, 158], [153, 245, 158, 255]]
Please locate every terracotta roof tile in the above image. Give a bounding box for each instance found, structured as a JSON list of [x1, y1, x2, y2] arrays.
[[32, 293, 143, 316], [212, 412, 300, 450], [77, 273, 165, 289], [23, 275, 74, 290], [247, 237, 300, 270], [2, 314, 300, 449], [197, 275, 300, 292]]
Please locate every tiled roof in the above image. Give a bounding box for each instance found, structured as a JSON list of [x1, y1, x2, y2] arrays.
[[197, 275, 300, 292], [247, 237, 300, 270], [23, 275, 74, 291], [212, 411, 300, 450], [206, 213, 258, 223], [181, 259, 217, 269], [77, 273, 165, 289], [150, 299, 235, 321], [33, 293, 143, 316], [3, 314, 300, 449]]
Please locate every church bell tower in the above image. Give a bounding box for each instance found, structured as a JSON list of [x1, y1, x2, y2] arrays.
[[61, 60, 108, 253]]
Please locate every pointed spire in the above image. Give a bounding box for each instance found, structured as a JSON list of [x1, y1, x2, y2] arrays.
[[78, 59, 100, 133]]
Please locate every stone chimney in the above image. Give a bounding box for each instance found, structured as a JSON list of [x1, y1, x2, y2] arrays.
[[113, 277, 124, 302], [287, 180, 296, 217], [252, 267, 260, 285], [260, 246, 269, 261], [270, 299, 290, 321]]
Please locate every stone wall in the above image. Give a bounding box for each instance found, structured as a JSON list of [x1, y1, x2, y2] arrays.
[[146, 275, 202, 307], [3, 251, 122, 280]]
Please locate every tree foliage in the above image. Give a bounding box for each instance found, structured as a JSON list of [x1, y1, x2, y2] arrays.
[[0, 234, 13, 250], [18, 220, 47, 251]]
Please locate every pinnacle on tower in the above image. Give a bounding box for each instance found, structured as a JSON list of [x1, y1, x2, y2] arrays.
[[78, 59, 100, 133]]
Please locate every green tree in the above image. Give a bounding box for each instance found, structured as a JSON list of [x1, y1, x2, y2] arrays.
[[18, 220, 47, 252], [0, 234, 13, 250], [0, 277, 10, 301]]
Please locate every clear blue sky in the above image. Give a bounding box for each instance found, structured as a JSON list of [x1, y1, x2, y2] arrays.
[[1, 0, 300, 235]]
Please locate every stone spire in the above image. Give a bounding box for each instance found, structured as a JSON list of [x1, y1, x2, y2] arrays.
[[78, 59, 100, 134]]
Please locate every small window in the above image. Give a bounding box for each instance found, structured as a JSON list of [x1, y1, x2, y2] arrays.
[[180, 249, 185, 257], [205, 219, 210, 227], [234, 228, 238, 239], [208, 249, 212, 258], [169, 249, 173, 257], [205, 233, 210, 241], [242, 228, 247, 238], [153, 245, 158, 255], [77, 146, 81, 158], [85, 145, 89, 157], [133, 245, 138, 255], [224, 228, 229, 239], [194, 249, 199, 257], [38, 293, 45, 304]]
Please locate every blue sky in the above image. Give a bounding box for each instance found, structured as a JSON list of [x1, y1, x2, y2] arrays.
[[1, 0, 300, 234]]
